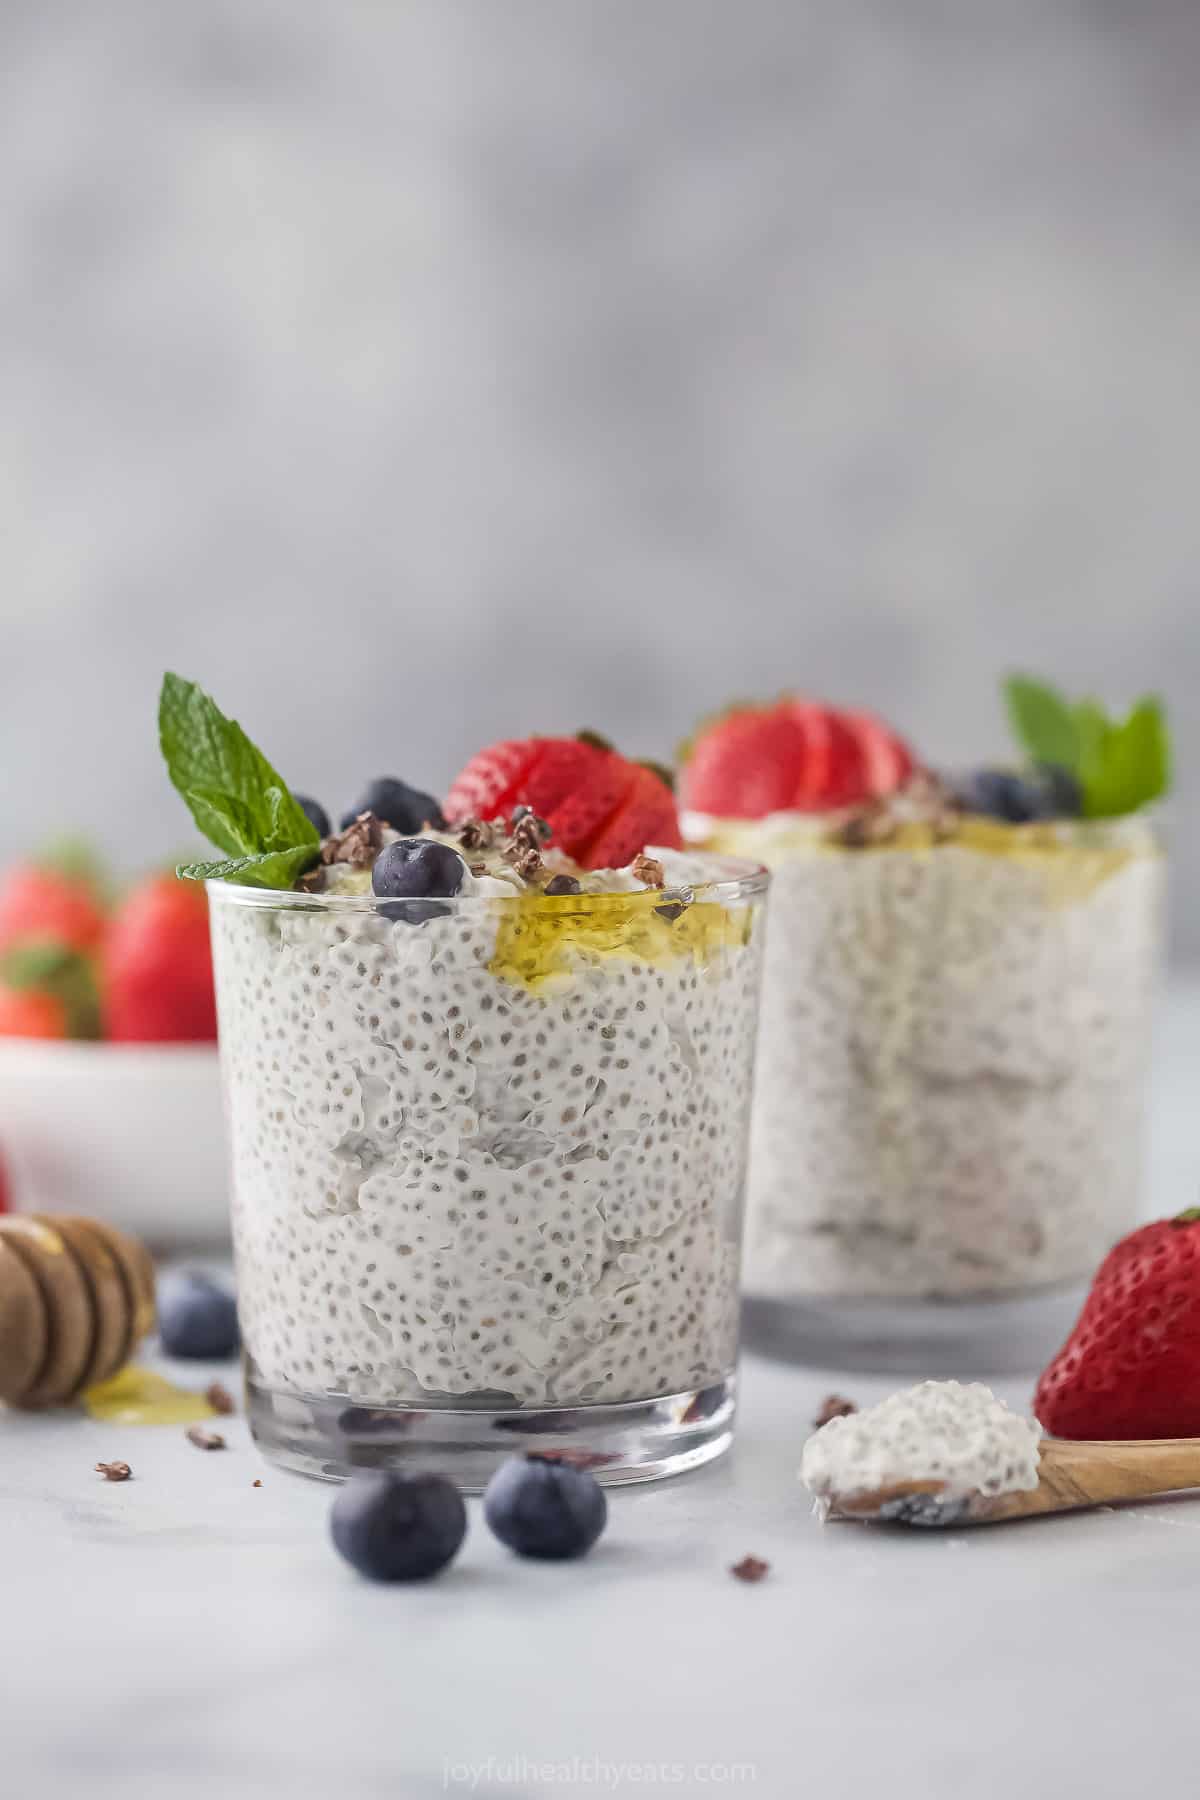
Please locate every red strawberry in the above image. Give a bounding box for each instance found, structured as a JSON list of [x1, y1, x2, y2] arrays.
[[586, 764, 682, 869], [683, 708, 811, 819], [842, 709, 915, 797], [1034, 1209, 1200, 1440], [0, 861, 107, 957], [441, 738, 540, 824], [0, 984, 69, 1039], [791, 705, 867, 809], [446, 735, 681, 870], [681, 698, 916, 819], [102, 875, 218, 1043]]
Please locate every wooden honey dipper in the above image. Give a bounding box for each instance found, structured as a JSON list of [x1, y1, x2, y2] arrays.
[[0, 1215, 156, 1408]]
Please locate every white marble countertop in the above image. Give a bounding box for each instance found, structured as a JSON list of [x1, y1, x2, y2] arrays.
[[5, 981, 1199, 1800]]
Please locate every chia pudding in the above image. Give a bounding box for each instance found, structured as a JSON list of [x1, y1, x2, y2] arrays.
[[801, 1380, 1043, 1521], [680, 687, 1168, 1369], [209, 828, 766, 1478], [695, 807, 1163, 1355]]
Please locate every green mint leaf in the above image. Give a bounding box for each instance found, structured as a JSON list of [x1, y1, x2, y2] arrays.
[[159, 674, 318, 870], [1003, 676, 1081, 770], [177, 846, 320, 891], [1071, 699, 1110, 779], [1003, 674, 1171, 818], [1080, 696, 1170, 818]]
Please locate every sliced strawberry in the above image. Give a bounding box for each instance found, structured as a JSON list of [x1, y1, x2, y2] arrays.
[[790, 705, 869, 810], [0, 863, 107, 957], [682, 706, 811, 819], [521, 739, 632, 829], [683, 698, 916, 818], [102, 875, 217, 1043], [447, 733, 682, 868], [843, 710, 916, 798], [444, 739, 541, 825], [585, 765, 682, 867], [0, 984, 68, 1039]]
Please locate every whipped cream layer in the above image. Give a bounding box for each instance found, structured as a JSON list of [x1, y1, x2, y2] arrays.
[[210, 851, 765, 1408], [690, 809, 1163, 1302], [801, 1380, 1042, 1507]]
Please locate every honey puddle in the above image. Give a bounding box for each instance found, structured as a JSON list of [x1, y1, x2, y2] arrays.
[[83, 1367, 220, 1425], [490, 892, 752, 993]]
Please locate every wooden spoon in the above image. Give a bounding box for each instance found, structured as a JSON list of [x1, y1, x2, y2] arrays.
[[823, 1436, 1200, 1527]]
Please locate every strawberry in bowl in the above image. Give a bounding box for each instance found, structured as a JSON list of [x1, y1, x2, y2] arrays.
[[0, 851, 225, 1247]]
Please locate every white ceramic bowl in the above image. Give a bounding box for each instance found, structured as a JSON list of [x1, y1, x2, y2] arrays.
[[0, 1040, 230, 1250]]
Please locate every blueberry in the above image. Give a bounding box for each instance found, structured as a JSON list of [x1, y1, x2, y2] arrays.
[[1034, 762, 1083, 818], [371, 839, 466, 923], [955, 768, 1050, 824], [157, 1270, 240, 1359], [294, 794, 331, 838], [483, 1453, 608, 1560], [330, 1471, 467, 1581], [340, 778, 445, 835]]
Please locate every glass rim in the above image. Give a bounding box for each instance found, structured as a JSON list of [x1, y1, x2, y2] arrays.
[[205, 850, 770, 914]]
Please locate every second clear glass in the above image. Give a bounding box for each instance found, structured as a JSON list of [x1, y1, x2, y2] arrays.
[[725, 816, 1165, 1372]]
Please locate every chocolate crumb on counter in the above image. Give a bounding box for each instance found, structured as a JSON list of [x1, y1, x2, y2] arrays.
[[322, 811, 383, 868], [95, 1461, 132, 1482], [813, 1394, 858, 1429], [631, 853, 666, 888], [205, 1382, 235, 1416], [730, 1555, 769, 1583], [252, 1479, 263, 1488], [185, 1425, 226, 1451]]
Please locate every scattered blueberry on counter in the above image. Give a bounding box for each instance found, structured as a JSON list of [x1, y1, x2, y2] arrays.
[[483, 1453, 608, 1561], [157, 1271, 240, 1359], [340, 777, 446, 836], [330, 1471, 468, 1582], [294, 794, 331, 838]]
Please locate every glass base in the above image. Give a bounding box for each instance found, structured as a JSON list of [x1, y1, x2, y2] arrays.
[[245, 1369, 737, 1490], [742, 1284, 1086, 1377]]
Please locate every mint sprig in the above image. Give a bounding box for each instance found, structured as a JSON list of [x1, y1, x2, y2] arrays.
[[159, 674, 320, 889], [1003, 675, 1170, 819]]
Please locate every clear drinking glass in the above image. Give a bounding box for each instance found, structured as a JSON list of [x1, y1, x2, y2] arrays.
[[738, 817, 1165, 1372], [208, 858, 767, 1486]]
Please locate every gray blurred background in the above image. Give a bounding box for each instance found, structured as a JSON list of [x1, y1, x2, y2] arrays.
[[3, 1, 1198, 949]]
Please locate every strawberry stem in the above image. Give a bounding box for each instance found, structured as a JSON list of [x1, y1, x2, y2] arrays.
[[1172, 1207, 1200, 1226]]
